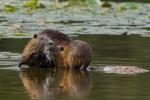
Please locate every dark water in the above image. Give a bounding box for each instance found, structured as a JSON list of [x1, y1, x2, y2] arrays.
[[0, 35, 150, 100]]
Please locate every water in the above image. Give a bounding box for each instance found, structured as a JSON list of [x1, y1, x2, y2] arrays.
[[0, 35, 150, 100], [0, 0, 150, 100]]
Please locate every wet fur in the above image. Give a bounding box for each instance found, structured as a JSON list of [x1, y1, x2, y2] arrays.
[[63, 40, 92, 69], [19, 29, 92, 69], [19, 35, 56, 68], [38, 29, 71, 46], [19, 29, 71, 68]]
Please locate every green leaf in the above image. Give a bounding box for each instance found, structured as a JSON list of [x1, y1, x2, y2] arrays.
[[0, 33, 2, 39], [127, 3, 138, 9], [102, 1, 112, 8], [23, 0, 39, 8], [13, 33, 31, 36], [3, 5, 17, 13]]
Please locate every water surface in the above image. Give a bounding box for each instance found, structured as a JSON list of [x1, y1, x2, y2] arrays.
[[0, 35, 150, 100]]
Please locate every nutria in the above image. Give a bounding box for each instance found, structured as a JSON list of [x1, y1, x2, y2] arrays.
[[19, 29, 71, 68], [37, 29, 72, 68], [60, 40, 92, 69], [18, 35, 62, 68], [19, 29, 92, 69]]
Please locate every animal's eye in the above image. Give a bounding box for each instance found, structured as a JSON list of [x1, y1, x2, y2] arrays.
[[60, 47, 64, 51], [49, 42, 53, 45]]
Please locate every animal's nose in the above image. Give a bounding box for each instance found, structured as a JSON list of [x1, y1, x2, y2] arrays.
[[48, 40, 54, 45]]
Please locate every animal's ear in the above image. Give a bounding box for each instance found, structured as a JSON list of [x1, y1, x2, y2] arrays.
[[60, 47, 64, 51], [33, 34, 38, 38]]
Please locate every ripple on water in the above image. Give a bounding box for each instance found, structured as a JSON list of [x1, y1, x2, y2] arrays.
[[0, 52, 20, 66]]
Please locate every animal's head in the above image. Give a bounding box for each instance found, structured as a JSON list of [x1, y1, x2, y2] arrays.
[[35, 34, 56, 64], [34, 34, 64, 66], [44, 42, 64, 61], [18, 34, 57, 67]]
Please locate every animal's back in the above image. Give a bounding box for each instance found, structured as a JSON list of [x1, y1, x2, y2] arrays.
[[65, 40, 92, 69], [19, 35, 55, 68]]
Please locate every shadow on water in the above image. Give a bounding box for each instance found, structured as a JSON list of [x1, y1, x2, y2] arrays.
[[19, 68, 91, 100]]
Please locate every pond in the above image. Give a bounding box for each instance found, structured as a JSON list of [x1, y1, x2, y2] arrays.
[[0, 35, 150, 100], [0, 0, 150, 100]]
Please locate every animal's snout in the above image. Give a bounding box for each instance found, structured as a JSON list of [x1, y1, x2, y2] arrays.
[[49, 42, 54, 45]]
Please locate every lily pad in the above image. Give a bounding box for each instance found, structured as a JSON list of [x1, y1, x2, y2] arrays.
[[102, 1, 112, 8], [12, 33, 31, 36], [0, 33, 2, 39], [23, 0, 45, 9], [3, 5, 18, 13], [68, 0, 86, 6], [127, 3, 139, 9], [116, 4, 127, 12]]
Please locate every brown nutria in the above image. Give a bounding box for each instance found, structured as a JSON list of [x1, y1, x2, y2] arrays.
[[19, 29, 71, 68], [18, 35, 62, 68], [37, 29, 72, 68], [60, 40, 92, 69]]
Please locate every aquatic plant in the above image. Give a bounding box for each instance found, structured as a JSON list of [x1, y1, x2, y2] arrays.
[[102, 1, 112, 8], [116, 4, 127, 12], [68, 0, 85, 6], [12, 33, 31, 36], [0, 33, 2, 39], [3, 5, 18, 13], [127, 3, 139, 9], [85, 0, 97, 8], [23, 0, 45, 9]]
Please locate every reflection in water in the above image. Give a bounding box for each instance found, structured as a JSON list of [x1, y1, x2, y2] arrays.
[[52, 69, 91, 97], [19, 68, 54, 100], [19, 68, 91, 100]]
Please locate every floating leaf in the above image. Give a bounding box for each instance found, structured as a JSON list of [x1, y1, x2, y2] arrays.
[[23, 0, 45, 9], [0, 33, 2, 39], [23, 0, 38, 8], [127, 3, 138, 9], [116, 4, 127, 12], [68, 0, 85, 6], [3, 5, 17, 13], [13, 33, 31, 36], [85, 0, 97, 7], [102, 1, 112, 8]]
